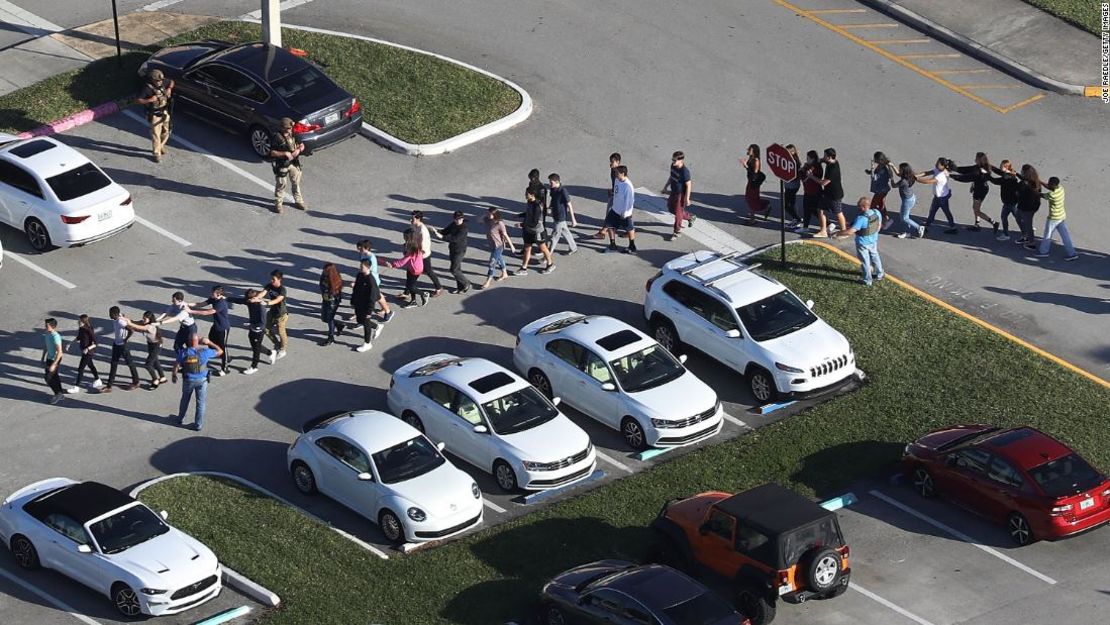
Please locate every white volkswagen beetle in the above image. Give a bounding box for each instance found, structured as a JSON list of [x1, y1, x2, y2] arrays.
[[0, 134, 134, 251], [287, 410, 484, 546], [0, 478, 221, 618]]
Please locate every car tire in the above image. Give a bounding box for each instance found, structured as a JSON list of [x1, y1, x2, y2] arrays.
[[734, 584, 776, 625], [528, 368, 553, 399], [291, 461, 317, 495], [747, 366, 777, 404], [1007, 511, 1034, 546], [801, 547, 842, 593], [650, 316, 682, 354], [24, 218, 51, 252], [378, 509, 405, 546], [821, 580, 849, 599], [249, 125, 272, 159], [541, 603, 568, 625], [621, 416, 648, 451], [112, 582, 142, 618], [10, 535, 40, 570], [493, 459, 519, 492], [401, 410, 425, 434], [912, 467, 936, 498]]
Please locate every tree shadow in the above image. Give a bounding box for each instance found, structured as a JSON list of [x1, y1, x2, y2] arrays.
[[377, 336, 514, 378], [983, 285, 1110, 316], [790, 440, 905, 499]]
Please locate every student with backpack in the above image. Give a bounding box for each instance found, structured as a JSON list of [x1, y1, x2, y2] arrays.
[[836, 197, 884, 286]]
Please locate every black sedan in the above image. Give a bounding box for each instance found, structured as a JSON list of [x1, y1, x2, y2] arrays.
[[139, 41, 362, 157], [541, 560, 749, 625]]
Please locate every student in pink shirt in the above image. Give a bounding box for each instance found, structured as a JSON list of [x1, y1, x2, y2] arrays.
[[386, 229, 426, 309]]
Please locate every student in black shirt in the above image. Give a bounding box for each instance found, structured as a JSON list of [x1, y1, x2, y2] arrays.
[[436, 211, 472, 293], [990, 159, 1023, 241], [237, 289, 270, 375], [819, 148, 847, 235], [350, 260, 383, 353]]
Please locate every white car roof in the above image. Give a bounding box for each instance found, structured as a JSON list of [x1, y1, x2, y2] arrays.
[[323, 410, 420, 451], [663, 250, 786, 307], [399, 353, 528, 403], [543, 314, 656, 360], [0, 137, 92, 179]]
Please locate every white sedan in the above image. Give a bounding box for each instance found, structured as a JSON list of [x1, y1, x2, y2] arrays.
[[387, 354, 597, 492], [0, 478, 221, 618], [514, 312, 723, 451], [0, 134, 134, 251], [287, 410, 484, 546]]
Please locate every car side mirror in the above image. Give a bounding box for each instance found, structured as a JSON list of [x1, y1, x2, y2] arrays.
[[698, 523, 711, 536], [77, 544, 93, 554], [678, 354, 688, 364], [159, 510, 169, 521], [805, 299, 814, 310], [473, 424, 489, 434], [552, 397, 562, 406], [357, 472, 374, 481], [600, 382, 616, 392], [725, 329, 741, 339], [946, 455, 959, 467], [436, 441, 446, 452]]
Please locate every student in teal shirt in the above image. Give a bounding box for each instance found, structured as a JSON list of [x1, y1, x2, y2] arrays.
[[41, 318, 67, 403]]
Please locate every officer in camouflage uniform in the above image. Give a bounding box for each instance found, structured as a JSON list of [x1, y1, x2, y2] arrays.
[[137, 69, 174, 163], [269, 117, 307, 214]]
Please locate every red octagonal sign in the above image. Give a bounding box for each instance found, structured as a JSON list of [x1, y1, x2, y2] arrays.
[[765, 143, 797, 182]]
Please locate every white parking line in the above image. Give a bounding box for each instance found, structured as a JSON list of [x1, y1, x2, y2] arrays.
[[242, 0, 318, 20], [134, 216, 191, 247], [869, 490, 1058, 585], [850, 582, 937, 625], [4, 252, 76, 289], [0, 0, 63, 35], [634, 187, 754, 254], [483, 499, 507, 514], [121, 109, 290, 201], [0, 566, 102, 625], [721, 412, 749, 429], [594, 450, 633, 473], [141, 0, 186, 11]]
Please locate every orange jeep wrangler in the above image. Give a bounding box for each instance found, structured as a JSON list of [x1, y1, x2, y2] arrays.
[[651, 483, 850, 625]]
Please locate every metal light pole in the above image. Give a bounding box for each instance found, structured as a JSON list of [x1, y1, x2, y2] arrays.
[[110, 0, 122, 67], [261, 0, 282, 47]]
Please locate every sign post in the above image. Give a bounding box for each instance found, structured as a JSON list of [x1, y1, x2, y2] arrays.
[[262, 0, 282, 47], [110, 0, 122, 67], [765, 143, 797, 267]]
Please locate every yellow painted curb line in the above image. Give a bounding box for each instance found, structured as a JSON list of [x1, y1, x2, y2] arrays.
[[800, 240, 1110, 389], [1084, 86, 1108, 98]]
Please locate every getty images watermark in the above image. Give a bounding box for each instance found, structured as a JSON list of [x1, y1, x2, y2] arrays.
[[1102, 3, 1109, 102]]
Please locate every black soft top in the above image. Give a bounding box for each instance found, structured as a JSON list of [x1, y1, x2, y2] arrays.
[[714, 483, 832, 536], [24, 482, 135, 525]]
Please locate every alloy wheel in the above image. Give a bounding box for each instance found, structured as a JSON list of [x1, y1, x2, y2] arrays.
[[545, 605, 567, 625], [380, 511, 403, 544], [25, 219, 49, 251], [913, 468, 935, 498], [814, 555, 839, 587], [293, 464, 316, 494], [529, 370, 552, 398], [622, 418, 645, 450], [495, 462, 517, 491], [750, 371, 772, 403], [114, 586, 141, 617], [1008, 513, 1032, 546], [250, 128, 271, 157], [653, 324, 675, 352], [12, 537, 35, 568]]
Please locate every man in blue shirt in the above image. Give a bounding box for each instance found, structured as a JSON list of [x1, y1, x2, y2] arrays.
[[172, 334, 222, 431], [837, 197, 885, 286]]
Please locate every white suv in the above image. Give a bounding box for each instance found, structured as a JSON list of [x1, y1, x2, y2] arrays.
[[644, 250, 856, 403]]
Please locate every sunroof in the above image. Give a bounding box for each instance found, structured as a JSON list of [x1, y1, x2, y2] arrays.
[[410, 358, 466, 377], [537, 314, 587, 334], [988, 428, 1036, 447], [596, 329, 641, 352], [9, 139, 56, 159], [468, 372, 515, 394]]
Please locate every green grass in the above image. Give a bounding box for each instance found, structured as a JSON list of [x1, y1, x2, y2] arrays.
[[0, 22, 521, 144], [139, 243, 1110, 625], [1022, 0, 1102, 34]]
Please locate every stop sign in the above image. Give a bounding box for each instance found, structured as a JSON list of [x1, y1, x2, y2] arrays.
[[765, 144, 797, 182]]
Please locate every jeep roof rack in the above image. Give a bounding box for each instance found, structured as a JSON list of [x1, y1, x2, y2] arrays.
[[679, 250, 746, 276]]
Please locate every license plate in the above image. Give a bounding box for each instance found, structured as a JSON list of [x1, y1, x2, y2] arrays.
[[1080, 497, 1095, 510], [324, 112, 339, 126], [97, 210, 112, 222]]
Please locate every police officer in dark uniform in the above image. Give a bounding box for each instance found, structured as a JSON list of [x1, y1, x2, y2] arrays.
[[137, 69, 174, 163], [269, 117, 307, 214]]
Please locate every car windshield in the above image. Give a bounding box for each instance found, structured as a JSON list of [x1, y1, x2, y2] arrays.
[[1029, 454, 1104, 497], [609, 345, 684, 393], [736, 290, 818, 342], [371, 436, 445, 484], [482, 386, 558, 435], [662, 590, 737, 625], [270, 66, 330, 107], [88, 504, 169, 554], [46, 162, 112, 202]]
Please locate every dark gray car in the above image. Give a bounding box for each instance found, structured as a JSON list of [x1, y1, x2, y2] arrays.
[[541, 560, 749, 625], [139, 41, 362, 158]]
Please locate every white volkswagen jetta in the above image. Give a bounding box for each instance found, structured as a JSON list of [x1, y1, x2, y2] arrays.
[[287, 409, 484, 546], [0, 479, 221, 618], [0, 134, 134, 251], [514, 312, 724, 451], [387, 354, 597, 492]]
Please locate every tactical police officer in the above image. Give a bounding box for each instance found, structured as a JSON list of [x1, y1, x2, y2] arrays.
[[269, 117, 307, 214], [137, 69, 174, 163]]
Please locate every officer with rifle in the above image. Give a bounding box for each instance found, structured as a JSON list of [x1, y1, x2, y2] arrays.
[[270, 117, 308, 214], [137, 69, 174, 163]]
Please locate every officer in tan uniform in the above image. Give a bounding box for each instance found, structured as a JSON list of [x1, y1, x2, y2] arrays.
[[269, 118, 307, 214], [137, 69, 174, 163]]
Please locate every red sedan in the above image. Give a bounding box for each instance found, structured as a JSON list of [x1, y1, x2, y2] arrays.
[[902, 425, 1110, 545]]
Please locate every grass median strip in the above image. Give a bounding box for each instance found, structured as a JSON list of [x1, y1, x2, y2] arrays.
[[1021, 0, 1101, 35], [1, 21, 521, 144], [139, 243, 1110, 625]]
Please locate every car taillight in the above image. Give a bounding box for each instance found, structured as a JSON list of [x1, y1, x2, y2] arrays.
[[293, 121, 320, 134], [1050, 503, 1073, 516], [777, 570, 791, 590], [346, 98, 361, 117], [120, 194, 132, 206], [741, 619, 752, 625], [61, 215, 89, 224]]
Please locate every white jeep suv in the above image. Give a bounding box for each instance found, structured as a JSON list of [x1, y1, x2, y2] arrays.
[[644, 250, 856, 403]]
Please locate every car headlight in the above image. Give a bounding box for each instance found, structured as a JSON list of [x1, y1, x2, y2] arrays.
[[775, 362, 805, 374], [140, 588, 168, 595], [650, 417, 678, 429], [471, 483, 481, 499], [522, 460, 548, 471], [406, 507, 426, 522]]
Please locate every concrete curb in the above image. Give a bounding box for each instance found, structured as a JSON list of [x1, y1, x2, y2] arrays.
[[222, 567, 280, 608], [858, 0, 1087, 95], [241, 19, 533, 156], [16, 99, 122, 139]]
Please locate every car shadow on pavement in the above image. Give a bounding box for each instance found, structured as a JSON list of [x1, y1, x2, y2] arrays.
[[791, 440, 905, 500], [254, 377, 385, 432], [443, 516, 655, 625], [0, 558, 131, 622]]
